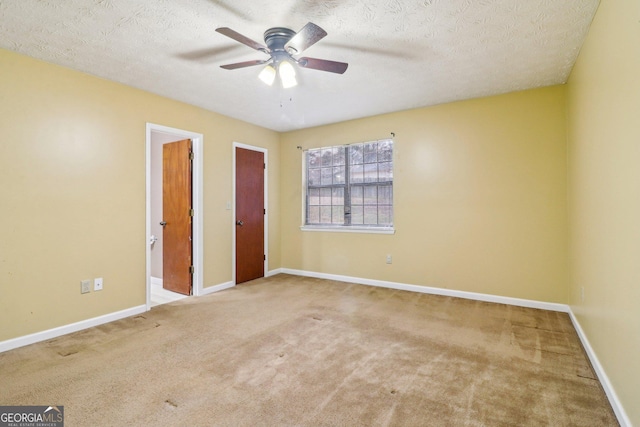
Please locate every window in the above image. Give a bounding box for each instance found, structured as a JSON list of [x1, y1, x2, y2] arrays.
[[303, 139, 393, 233]]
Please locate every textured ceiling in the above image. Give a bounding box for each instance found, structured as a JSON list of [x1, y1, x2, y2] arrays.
[[0, 0, 599, 132]]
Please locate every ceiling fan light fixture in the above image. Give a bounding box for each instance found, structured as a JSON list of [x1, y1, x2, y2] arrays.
[[258, 64, 276, 86], [279, 60, 297, 88]]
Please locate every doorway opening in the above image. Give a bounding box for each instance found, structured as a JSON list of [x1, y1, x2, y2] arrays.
[[146, 124, 203, 309]]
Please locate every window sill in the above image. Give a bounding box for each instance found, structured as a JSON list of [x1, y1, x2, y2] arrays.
[[300, 225, 395, 235]]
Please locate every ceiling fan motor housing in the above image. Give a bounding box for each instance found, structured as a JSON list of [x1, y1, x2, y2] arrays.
[[264, 27, 296, 52]]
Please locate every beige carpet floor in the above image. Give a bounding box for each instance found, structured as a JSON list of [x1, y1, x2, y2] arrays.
[[0, 274, 618, 426]]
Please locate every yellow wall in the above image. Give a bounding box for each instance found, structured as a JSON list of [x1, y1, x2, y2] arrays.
[[0, 49, 280, 341], [567, 0, 640, 424], [280, 86, 568, 303]]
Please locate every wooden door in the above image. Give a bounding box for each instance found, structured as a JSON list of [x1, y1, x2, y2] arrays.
[[235, 147, 265, 284], [162, 139, 192, 295]]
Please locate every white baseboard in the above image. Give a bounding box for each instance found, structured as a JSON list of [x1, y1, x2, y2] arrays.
[[1, 277, 234, 352], [154, 276, 233, 297], [267, 268, 283, 277], [197, 271, 284, 295], [279, 268, 628, 426], [199, 281, 234, 296], [0, 305, 147, 354], [2, 269, 628, 426], [569, 311, 631, 427], [280, 268, 569, 313]]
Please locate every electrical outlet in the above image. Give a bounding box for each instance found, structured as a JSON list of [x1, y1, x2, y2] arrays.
[[94, 277, 103, 291], [81, 280, 91, 294], [386, 254, 392, 264]]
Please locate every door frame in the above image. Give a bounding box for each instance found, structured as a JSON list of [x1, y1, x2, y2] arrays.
[[232, 142, 268, 284], [146, 123, 204, 309]]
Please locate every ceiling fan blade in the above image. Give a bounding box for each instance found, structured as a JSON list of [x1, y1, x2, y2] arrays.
[[220, 59, 268, 70], [285, 22, 327, 54], [298, 57, 348, 74], [215, 27, 268, 52]]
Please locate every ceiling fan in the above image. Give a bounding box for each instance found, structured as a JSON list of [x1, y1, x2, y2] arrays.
[[215, 22, 348, 88]]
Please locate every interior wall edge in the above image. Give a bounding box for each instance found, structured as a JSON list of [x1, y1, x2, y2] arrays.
[[569, 310, 632, 427], [1, 275, 241, 352], [277, 268, 629, 425], [267, 268, 284, 277], [278, 269, 569, 313], [0, 305, 147, 354], [199, 281, 235, 296]]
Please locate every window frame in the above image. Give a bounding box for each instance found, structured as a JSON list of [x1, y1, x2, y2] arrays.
[[300, 139, 395, 235]]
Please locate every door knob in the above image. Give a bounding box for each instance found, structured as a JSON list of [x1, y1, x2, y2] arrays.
[[236, 220, 244, 226], [160, 221, 167, 227]]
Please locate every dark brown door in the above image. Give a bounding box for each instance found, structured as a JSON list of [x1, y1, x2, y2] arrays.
[[235, 147, 265, 284], [162, 139, 192, 295]]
